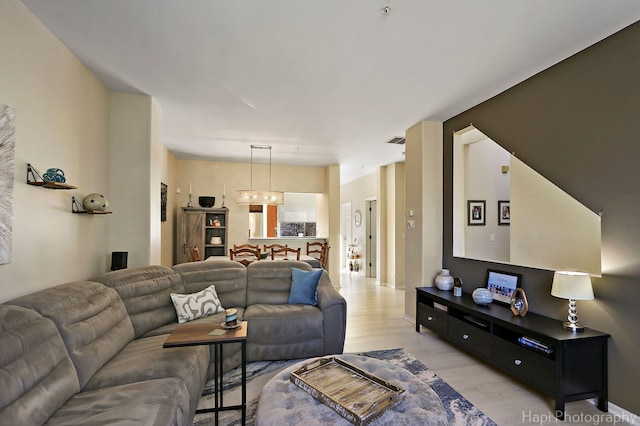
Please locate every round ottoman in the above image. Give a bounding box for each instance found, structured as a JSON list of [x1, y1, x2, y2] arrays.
[[255, 354, 448, 426]]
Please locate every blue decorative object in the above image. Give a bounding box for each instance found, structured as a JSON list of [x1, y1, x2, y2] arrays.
[[42, 168, 66, 183], [288, 267, 323, 305], [472, 288, 494, 305]]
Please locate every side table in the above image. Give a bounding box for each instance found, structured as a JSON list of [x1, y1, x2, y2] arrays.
[[163, 320, 248, 425]]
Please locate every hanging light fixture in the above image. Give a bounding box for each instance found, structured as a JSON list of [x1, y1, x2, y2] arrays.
[[236, 145, 284, 205]]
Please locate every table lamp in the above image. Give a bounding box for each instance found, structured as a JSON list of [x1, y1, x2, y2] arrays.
[[551, 271, 594, 332]]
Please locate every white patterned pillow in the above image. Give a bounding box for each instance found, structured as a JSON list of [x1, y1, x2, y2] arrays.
[[170, 285, 225, 324]]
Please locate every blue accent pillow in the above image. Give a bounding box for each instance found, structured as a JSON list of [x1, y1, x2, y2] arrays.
[[288, 267, 323, 305]]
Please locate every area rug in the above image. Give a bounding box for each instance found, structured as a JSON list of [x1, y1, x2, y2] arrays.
[[194, 348, 497, 426]]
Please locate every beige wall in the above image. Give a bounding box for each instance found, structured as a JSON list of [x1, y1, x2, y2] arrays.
[[385, 162, 406, 289], [340, 171, 377, 276], [404, 121, 443, 318], [108, 94, 155, 268], [325, 164, 341, 285], [173, 159, 336, 264], [160, 150, 178, 266], [340, 163, 405, 288], [0, 0, 111, 303]]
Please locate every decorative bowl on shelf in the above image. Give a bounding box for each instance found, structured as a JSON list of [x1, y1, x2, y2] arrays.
[[472, 288, 493, 305], [43, 168, 66, 183], [83, 193, 109, 211], [199, 196, 215, 208]]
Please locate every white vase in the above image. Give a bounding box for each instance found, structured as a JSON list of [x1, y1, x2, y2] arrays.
[[435, 269, 454, 291]]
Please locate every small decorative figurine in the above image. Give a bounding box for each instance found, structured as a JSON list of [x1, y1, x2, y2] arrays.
[[453, 277, 463, 296], [510, 288, 529, 316]]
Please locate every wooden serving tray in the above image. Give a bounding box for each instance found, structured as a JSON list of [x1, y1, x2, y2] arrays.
[[290, 357, 404, 425]]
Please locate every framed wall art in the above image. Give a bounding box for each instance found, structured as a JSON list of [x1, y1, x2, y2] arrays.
[[0, 104, 15, 265], [161, 182, 167, 222], [498, 200, 510, 225], [467, 200, 485, 226]]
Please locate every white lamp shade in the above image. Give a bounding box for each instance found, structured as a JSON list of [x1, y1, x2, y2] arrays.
[[551, 271, 594, 300]]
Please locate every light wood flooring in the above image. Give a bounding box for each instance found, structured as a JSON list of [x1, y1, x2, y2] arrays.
[[337, 272, 632, 426]]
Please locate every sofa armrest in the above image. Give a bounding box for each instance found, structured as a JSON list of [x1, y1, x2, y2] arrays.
[[316, 271, 347, 355]]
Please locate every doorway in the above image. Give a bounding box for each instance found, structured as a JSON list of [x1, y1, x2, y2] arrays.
[[340, 202, 352, 270], [366, 200, 377, 278]]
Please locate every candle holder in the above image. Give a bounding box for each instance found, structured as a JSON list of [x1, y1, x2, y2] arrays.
[[187, 193, 193, 208], [221, 194, 226, 208]]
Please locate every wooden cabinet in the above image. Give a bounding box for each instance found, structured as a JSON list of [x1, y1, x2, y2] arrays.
[[416, 287, 609, 420], [180, 207, 228, 263]]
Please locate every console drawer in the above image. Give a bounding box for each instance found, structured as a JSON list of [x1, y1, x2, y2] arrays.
[[492, 338, 554, 393], [417, 303, 447, 335], [448, 317, 491, 357]]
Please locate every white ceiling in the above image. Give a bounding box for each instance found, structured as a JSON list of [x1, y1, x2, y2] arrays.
[[21, 1, 640, 183]]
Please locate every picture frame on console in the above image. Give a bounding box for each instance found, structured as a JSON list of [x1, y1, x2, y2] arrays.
[[467, 200, 486, 226], [498, 200, 510, 225], [486, 269, 522, 304]]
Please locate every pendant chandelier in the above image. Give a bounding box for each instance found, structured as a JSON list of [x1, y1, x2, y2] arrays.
[[236, 145, 284, 205]]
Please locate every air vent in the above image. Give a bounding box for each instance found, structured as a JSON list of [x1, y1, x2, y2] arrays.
[[386, 137, 405, 145]]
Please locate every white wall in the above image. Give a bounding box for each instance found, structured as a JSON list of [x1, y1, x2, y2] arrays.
[[0, 0, 112, 303], [464, 139, 511, 262], [340, 171, 377, 274], [511, 156, 601, 274]]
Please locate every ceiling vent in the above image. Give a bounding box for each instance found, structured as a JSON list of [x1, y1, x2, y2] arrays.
[[386, 137, 405, 145]]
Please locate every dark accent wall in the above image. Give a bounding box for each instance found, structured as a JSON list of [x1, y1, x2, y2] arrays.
[[443, 21, 640, 414]]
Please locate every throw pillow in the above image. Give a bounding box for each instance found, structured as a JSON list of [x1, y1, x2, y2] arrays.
[[288, 267, 323, 306], [170, 285, 225, 324]]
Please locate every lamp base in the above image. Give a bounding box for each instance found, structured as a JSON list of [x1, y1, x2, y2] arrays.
[[562, 321, 585, 332]]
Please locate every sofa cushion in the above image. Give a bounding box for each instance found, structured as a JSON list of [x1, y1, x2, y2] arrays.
[[0, 305, 80, 425], [94, 265, 185, 338], [83, 333, 209, 416], [244, 303, 324, 361], [246, 260, 312, 306], [173, 260, 248, 309], [45, 378, 191, 426], [170, 284, 225, 323], [7, 281, 135, 389], [288, 267, 323, 305]]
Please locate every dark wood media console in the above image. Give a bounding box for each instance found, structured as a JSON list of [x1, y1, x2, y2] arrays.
[[416, 287, 609, 420]]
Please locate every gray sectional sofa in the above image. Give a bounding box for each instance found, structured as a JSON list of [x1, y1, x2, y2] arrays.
[[0, 260, 346, 425]]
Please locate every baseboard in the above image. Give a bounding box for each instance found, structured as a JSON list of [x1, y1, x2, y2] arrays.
[[402, 314, 415, 324], [589, 399, 639, 424]]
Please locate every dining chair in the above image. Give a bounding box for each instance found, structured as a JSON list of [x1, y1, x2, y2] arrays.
[[319, 244, 330, 271], [264, 243, 287, 253], [233, 243, 260, 252], [271, 247, 301, 261], [229, 247, 261, 266], [306, 241, 324, 259]]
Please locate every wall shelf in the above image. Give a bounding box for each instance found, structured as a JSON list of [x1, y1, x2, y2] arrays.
[[71, 196, 112, 215], [27, 163, 77, 190]]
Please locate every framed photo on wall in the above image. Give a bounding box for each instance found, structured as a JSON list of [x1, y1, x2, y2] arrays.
[[468, 200, 486, 226], [498, 200, 510, 225]]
